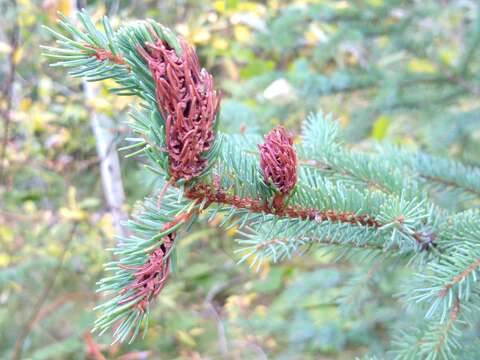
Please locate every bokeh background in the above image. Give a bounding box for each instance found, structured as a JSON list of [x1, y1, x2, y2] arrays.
[[1, 0, 479, 359]]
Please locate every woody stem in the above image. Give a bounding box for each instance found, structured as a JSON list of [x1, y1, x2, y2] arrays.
[[184, 183, 381, 227]]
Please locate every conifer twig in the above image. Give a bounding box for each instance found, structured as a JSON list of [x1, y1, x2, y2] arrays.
[[185, 183, 381, 227], [439, 259, 480, 299], [420, 175, 480, 198], [433, 297, 461, 355]]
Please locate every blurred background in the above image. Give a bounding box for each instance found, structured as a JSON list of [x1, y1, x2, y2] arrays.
[[1, 0, 479, 359]]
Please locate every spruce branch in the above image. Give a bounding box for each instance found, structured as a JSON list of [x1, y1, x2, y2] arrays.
[[433, 297, 462, 355], [300, 113, 420, 198], [439, 260, 480, 300], [380, 145, 480, 201], [404, 210, 480, 322], [391, 290, 479, 360], [43, 11, 480, 355]]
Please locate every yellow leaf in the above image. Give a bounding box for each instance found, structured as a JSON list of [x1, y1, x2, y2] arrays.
[[46, 243, 63, 257], [0, 253, 11, 267], [32, 110, 56, 133], [377, 35, 389, 48], [234, 25, 252, 43], [366, 0, 383, 7], [439, 49, 456, 65], [9, 281, 22, 293], [190, 327, 204, 337], [305, 24, 327, 44], [266, 337, 277, 349], [59, 207, 87, 221], [238, 2, 265, 14], [19, 11, 36, 27], [99, 214, 115, 238], [60, 187, 87, 220], [114, 95, 134, 111], [190, 27, 210, 44], [58, 0, 72, 16], [255, 305, 267, 318], [225, 295, 239, 317], [212, 37, 229, 51], [268, 0, 279, 12], [0, 227, 14, 244], [408, 58, 437, 74], [176, 330, 196, 347], [19, 98, 32, 111], [13, 47, 23, 65], [68, 186, 78, 209], [43, 0, 72, 17], [23, 200, 36, 214], [226, 225, 237, 238], [344, 51, 358, 66], [103, 79, 121, 89], [213, 1, 226, 13], [338, 113, 350, 127], [87, 97, 111, 113], [39, 77, 53, 100], [372, 115, 391, 140]]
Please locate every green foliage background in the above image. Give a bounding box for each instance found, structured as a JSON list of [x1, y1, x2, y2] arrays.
[[1, 0, 479, 358]]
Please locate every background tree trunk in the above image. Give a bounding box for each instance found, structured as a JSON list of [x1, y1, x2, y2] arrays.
[[71, 0, 127, 237]]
